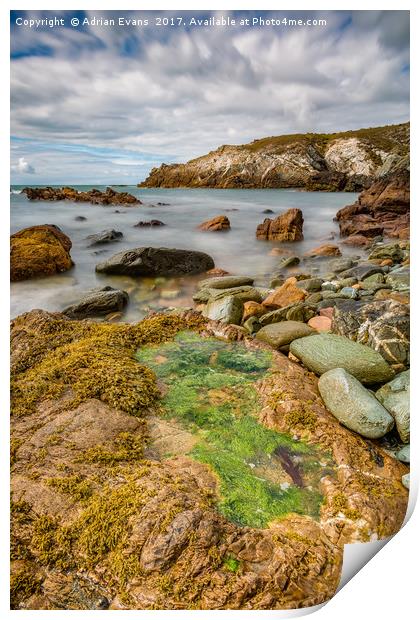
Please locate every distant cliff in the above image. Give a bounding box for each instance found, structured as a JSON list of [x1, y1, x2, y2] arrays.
[[139, 122, 409, 191]]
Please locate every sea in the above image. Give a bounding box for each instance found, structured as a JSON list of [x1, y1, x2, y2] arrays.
[[10, 185, 358, 321]]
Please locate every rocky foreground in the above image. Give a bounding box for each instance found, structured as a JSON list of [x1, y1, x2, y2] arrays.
[[139, 123, 409, 191]]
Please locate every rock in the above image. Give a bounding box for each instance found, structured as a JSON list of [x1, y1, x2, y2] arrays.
[[256, 321, 315, 349], [262, 277, 308, 309], [305, 244, 341, 257], [10, 224, 73, 282], [296, 278, 323, 292], [269, 247, 293, 256], [305, 293, 323, 305], [363, 273, 385, 284], [134, 220, 165, 227], [203, 295, 243, 325], [330, 258, 355, 273], [318, 368, 394, 438], [368, 243, 404, 262], [96, 247, 214, 277], [22, 186, 141, 205], [63, 287, 129, 319], [87, 230, 123, 246], [74, 216, 87, 222], [319, 307, 334, 319], [286, 303, 317, 322], [242, 301, 266, 322], [395, 445, 410, 463], [198, 215, 230, 231], [335, 277, 358, 288], [332, 300, 409, 367], [269, 277, 285, 288], [385, 267, 409, 291], [308, 316, 332, 332], [278, 256, 300, 269], [380, 259, 394, 267], [262, 209, 274, 214], [211, 286, 262, 303], [290, 333, 395, 384], [376, 371, 410, 443], [402, 473, 410, 489], [322, 281, 340, 292], [342, 235, 373, 247], [340, 264, 384, 281], [256, 208, 304, 241], [198, 275, 254, 290], [205, 267, 229, 277], [243, 316, 261, 334], [340, 287, 359, 300]]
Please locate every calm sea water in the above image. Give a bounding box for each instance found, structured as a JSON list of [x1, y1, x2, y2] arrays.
[[10, 186, 358, 321]]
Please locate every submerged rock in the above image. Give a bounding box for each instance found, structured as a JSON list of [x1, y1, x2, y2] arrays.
[[10, 224, 73, 282], [133, 220, 165, 227], [376, 371, 410, 443], [256, 321, 315, 349], [256, 208, 304, 241], [290, 333, 395, 384], [198, 215, 230, 231], [63, 286, 129, 319], [96, 247, 215, 277], [318, 368, 394, 438], [87, 229, 123, 246]]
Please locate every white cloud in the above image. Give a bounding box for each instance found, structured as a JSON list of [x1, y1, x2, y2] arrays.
[[12, 157, 35, 174]]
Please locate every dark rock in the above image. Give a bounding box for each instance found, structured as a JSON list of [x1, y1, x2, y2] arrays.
[[63, 286, 129, 319], [262, 209, 274, 214], [87, 229, 123, 246], [22, 186, 141, 206], [134, 220, 165, 227], [74, 216, 87, 221], [96, 247, 215, 277]]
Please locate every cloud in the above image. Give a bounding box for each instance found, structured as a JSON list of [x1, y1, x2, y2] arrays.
[[12, 157, 35, 174], [10, 10, 409, 183]]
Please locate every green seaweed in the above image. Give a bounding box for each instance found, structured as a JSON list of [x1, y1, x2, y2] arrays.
[[136, 331, 332, 528]]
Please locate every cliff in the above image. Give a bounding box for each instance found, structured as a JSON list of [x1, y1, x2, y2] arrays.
[[139, 122, 409, 191]]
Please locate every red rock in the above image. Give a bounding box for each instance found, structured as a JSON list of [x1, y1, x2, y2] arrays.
[[256, 208, 304, 241], [305, 244, 342, 257], [319, 307, 334, 319], [269, 247, 293, 256], [261, 277, 308, 309], [308, 316, 332, 332], [198, 215, 230, 231], [206, 267, 229, 276], [342, 235, 373, 247], [380, 259, 393, 267]]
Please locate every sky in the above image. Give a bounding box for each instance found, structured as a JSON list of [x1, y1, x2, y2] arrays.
[[10, 10, 410, 185]]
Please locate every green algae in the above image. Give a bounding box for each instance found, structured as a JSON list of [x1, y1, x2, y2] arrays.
[[136, 331, 332, 528]]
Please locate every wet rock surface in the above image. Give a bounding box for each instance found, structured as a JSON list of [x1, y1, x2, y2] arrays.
[[87, 229, 123, 246], [256, 208, 304, 241], [63, 286, 129, 319], [198, 215, 231, 231]]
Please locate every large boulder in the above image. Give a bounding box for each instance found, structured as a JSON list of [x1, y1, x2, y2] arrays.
[[256, 321, 315, 349], [318, 368, 394, 438], [376, 371, 410, 443], [332, 300, 410, 367], [96, 247, 214, 277], [10, 224, 73, 282], [256, 208, 304, 241], [289, 333, 395, 384], [63, 286, 129, 319], [198, 215, 230, 231]]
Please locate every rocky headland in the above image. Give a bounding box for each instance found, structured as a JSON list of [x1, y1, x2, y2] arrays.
[[22, 186, 141, 206], [139, 123, 409, 191]]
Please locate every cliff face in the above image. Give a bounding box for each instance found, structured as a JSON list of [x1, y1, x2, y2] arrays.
[[139, 123, 409, 191]]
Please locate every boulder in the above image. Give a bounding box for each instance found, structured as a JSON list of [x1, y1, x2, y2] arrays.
[[395, 445, 410, 463], [198, 215, 230, 231], [256, 321, 315, 349], [332, 300, 409, 367], [198, 275, 254, 290], [277, 256, 300, 269], [63, 286, 129, 319], [242, 301, 266, 322], [290, 333, 395, 384], [262, 277, 308, 309], [10, 224, 73, 282], [385, 267, 409, 291], [134, 220, 165, 227], [296, 278, 324, 292], [340, 264, 384, 281], [342, 235, 373, 247], [305, 244, 341, 258], [256, 208, 304, 241], [330, 258, 356, 273], [203, 295, 243, 325], [96, 247, 214, 277], [368, 243, 404, 262], [74, 216, 87, 222], [376, 371, 410, 443], [210, 286, 262, 303], [87, 229, 123, 245], [318, 368, 394, 439], [22, 185, 141, 205]]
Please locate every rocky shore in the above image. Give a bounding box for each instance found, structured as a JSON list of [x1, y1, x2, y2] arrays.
[[22, 186, 141, 206], [139, 123, 409, 191], [10, 159, 410, 609]]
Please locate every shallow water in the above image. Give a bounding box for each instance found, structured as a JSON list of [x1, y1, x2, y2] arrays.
[[10, 185, 358, 320]]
